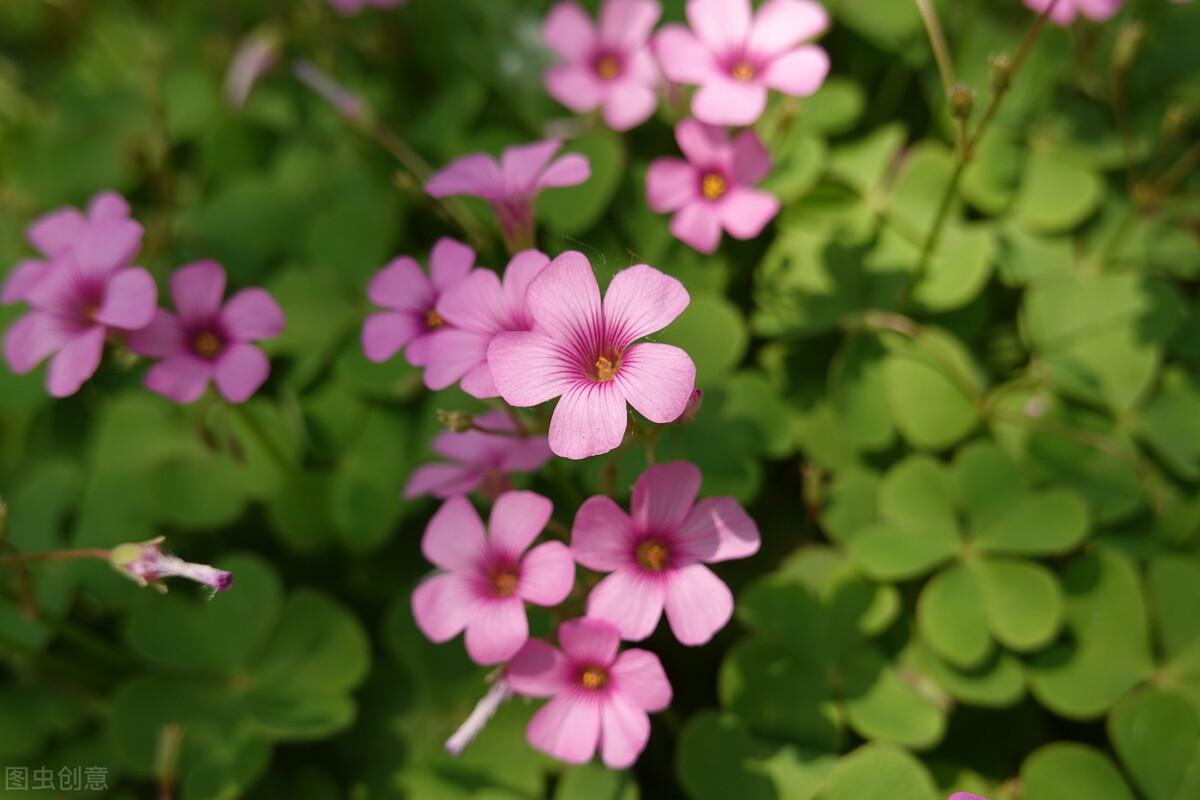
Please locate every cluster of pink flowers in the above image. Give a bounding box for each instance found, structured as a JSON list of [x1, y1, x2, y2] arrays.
[[412, 462, 760, 766], [2, 191, 284, 403]]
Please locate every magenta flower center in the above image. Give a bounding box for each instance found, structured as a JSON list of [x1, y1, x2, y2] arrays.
[[192, 330, 224, 360], [701, 172, 728, 201], [579, 665, 609, 690], [425, 308, 445, 330], [730, 60, 756, 82], [592, 52, 622, 82], [591, 348, 623, 382], [636, 539, 670, 571]]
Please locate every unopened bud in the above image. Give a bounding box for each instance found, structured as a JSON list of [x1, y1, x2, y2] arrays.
[[437, 409, 473, 433], [949, 83, 974, 120], [225, 28, 282, 109], [111, 537, 233, 593], [1113, 23, 1145, 73], [989, 54, 1012, 93], [674, 389, 703, 425]]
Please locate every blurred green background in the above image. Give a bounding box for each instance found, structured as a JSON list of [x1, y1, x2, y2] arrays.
[[1, 0, 1199, 798]]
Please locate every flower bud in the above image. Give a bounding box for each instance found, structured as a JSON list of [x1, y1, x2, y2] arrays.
[[437, 409, 474, 433], [225, 28, 282, 109], [949, 83, 974, 121], [989, 54, 1012, 93], [110, 537, 233, 593], [674, 389, 703, 425]]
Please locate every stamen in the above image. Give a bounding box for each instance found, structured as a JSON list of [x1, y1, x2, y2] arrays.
[[426, 309, 445, 329], [595, 54, 620, 81], [193, 331, 223, 359], [594, 355, 616, 382], [731, 61, 755, 82], [701, 173, 727, 201], [636, 540, 669, 572], [580, 666, 608, 690], [492, 570, 519, 597]]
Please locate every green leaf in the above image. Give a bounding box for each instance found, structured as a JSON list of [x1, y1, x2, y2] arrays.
[[841, 646, 946, 749], [830, 333, 894, 451], [1148, 555, 1200, 662], [828, 124, 907, 196], [1109, 688, 1200, 800], [537, 130, 624, 234], [974, 489, 1089, 556], [1021, 743, 1135, 800], [953, 440, 1025, 532], [906, 642, 1025, 708], [557, 762, 639, 800], [793, 77, 864, 136], [141, 453, 249, 529], [887, 142, 956, 235], [917, 564, 991, 668], [819, 743, 938, 800], [883, 328, 982, 450], [975, 558, 1064, 652], [1135, 368, 1200, 481], [675, 712, 778, 800], [878, 455, 957, 536], [1014, 149, 1104, 233], [659, 293, 748, 387]]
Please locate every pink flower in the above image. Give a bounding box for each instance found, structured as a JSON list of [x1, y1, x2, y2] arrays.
[[361, 238, 476, 376], [412, 492, 574, 665], [948, 794, 991, 800], [225, 30, 281, 109], [4, 206, 155, 398], [654, 0, 830, 125], [127, 261, 284, 404], [572, 461, 759, 645], [424, 250, 550, 397], [1024, 0, 1123, 25], [487, 253, 696, 460], [404, 410, 553, 500], [110, 537, 233, 592], [646, 119, 778, 254], [328, 0, 405, 15], [542, 0, 662, 131], [425, 140, 590, 251], [506, 617, 671, 767]]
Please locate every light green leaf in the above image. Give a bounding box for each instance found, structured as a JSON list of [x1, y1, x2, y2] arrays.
[[976, 558, 1064, 652], [819, 743, 938, 800], [917, 564, 991, 668], [1014, 150, 1104, 233], [974, 489, 1089, 556], [1021, 743, 1135, 800], [1109, 688, 1200, 800]]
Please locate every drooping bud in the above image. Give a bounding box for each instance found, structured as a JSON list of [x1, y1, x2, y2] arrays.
[[949, 83, 974, 120], [674, 389, 704, 425], [437, 409, 474, 433], [110, 537, 233, 593], [225, 28, 282, 108]]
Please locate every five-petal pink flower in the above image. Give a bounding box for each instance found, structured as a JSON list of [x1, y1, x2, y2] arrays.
[[425, 140, 590, 251], [1024, 0, 1123, 25], [4, 199, 155, 397], [542, 0, 662, 131], [424, 250, 551, 397], [506, 617, 671, 767], [647, 119, 779, 254], [487, 252, 696, 460], [404, 409, 553, 500], [572, 461, 760, 645], [127, 261, 284, 404], [654, 0, 830, 125], [362, 238, 477, 377], [412, 492, 574, 664]]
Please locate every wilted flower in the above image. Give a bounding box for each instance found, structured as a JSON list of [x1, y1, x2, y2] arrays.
[[646, 119, 779, 254], [225, 29, 281, 108], [4, 197, 155, 397], [328, 0, 407, 16], [425, 250, 550, 397], [506, 617, 671, 767], [1024, 0, 1124, 25], [362, 238, 477, 380], [425, 140, 590, 251], [488, 252, 696, 460], [654, 0, 830, 125], [110, 537, 233, 592], [127, 261, 285, 404], [412, 492, 574, 664], [542, 0, 662, 131], [404, 409, 553, 499], [573, 461, 760, 645]]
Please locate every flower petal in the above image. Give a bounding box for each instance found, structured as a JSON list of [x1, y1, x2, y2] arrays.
[[731, 129, 772, 185], [94, 268, 157, 330], [571, 495, 635, 572], [498, 434, 554, 472], [631, 461, 702, 530], [747, 0, 829, 56], [438, 268, 506, 334], [420, 329, 490, 391], [671, 202, 723, 253], [27, 208, 86, 257], [692, 76, 767, 126], [422, 495, 488, 571], [465, 598, 529, 664], [761, 44, 830, 96], [4, 312, 69, 374], [543, 1, 597, 61], [687, 0, 752, 52], [489, 490, 554, 557], [501, 250, 552, 316], [86, 191, 131, 221], [646, 159, 699, 213], [170, 261, 227, 323], [559, 616, 622, 665], [426, 154, 505, 200], [403, 462, 484, 500], [220, 288, 285, 342], [612, 649, 672, 711], [526, 251, 603, 345], [2, 260, 50, 304], [76, 219, 143, 277], [362, 311, 422, 363], [527, 693, 601, 764], [545, 64, 604, 114], [662, 563, 733, 645], [717, 187, 780, 239], [519, 541, 575, 606], [145, 355, 212, 404], [603, 264, 689, 345], [368, 256, 433, 312], [488, 331, 576, 406], [600, 0, 661, 47], [586, 571, 666, 642], [126, 309, 185, 359], [460, 362, 500, 399], [537, 154, 591, 190], [412, 573, 476, 642], [653, 26, 716, 85], [614, 343, 696, 424], [675, 118, 729, 167], [677, 497, 761, 563], [549, 381, 628, 460], [602, 82, 658, 131], [214, 343, 270, 403], [507, 638, 571, 697], [502, 140, 563, 193], [47, 326, 106, 398], [429, 237, 477, 291], [600, 696, 651, 769]]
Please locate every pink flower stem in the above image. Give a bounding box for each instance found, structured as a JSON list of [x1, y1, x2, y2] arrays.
[[445, 679, 513, 757]]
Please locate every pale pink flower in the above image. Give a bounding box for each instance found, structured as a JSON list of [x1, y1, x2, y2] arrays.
[[1024, 0, 1123, 25], [225, 29, 281, 108], [425, 250, 551, 397], [654, 0, 830, 125], [487, 253, 696, 460], [425, 140, 590, 251], [572, 461, 759, 645], [404, 410, 553, 500], [412, 492, 574, 665], [646, 119, 778, 254], [127, 261, 284, 404], [506, 617, 671, 768], [110, 537, 233, 592], [948, 794, 991, 800], [328, 0, 406, 16], [3, 205, 154, 398], [362, 238, 476, 376], [542, 0, 662, 131]]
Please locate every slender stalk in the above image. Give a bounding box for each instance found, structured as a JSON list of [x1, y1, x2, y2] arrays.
[[0, 548, 111, 567], [156, 724, 185, 800], [915, 0, 957, 97], [1154, 140, 1200, 197]]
